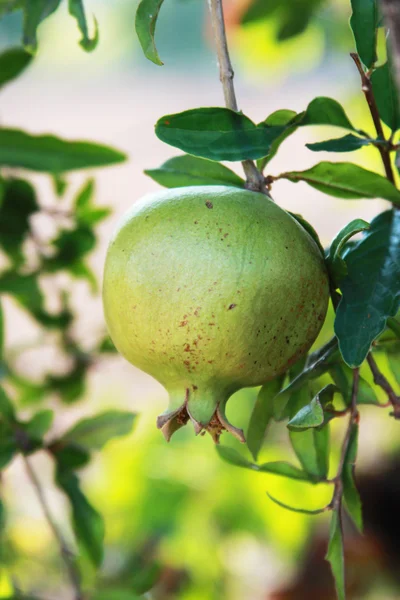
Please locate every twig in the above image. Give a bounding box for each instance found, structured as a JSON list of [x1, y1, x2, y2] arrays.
[[22, 456, 83, 600], [367, 353, 400, 417], [330, 367, 360, 510], [208, 0, 266, 193], [350, 53, 396, 185], [380, 0, 400, 94]]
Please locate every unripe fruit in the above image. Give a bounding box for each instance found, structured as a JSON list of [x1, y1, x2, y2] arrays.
[[103, 186, 329, 442]]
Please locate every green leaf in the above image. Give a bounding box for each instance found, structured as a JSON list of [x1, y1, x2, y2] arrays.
[[267, 492, 327, 514], [330, 364, 379, 405], [23, 409, 54, 442], [62, 410, 136, 451], [97, 336, 117, 353], [74, 179, 111, 226], [50, 442, 91, 470], [290, 417, 330, 480], [23, 0, 63, 53], [216, 446, 312, 481], [0, 128, 126, 172], [371, 62, 400, 132], [387, 316, 400, 339], [327, 218, 370, 285], [45, 226, 96, 272], [281, 162, 400, 204], [0, 421, 17, 468], [0, 299, 3, 362], [288, 395, 324, 429], [343, 423, 363, 532], [68, 0, 99, 51], [0, 387, 16, 422], [56, 468, 104, 567], [326, 509, 345, 600], [52, 173, 68, 197], [257, 109, 298, 170], [335, 210, 400, 367], [289, 212, 325, 257], [307, 133, 374, 153], [350, 0, 378, 69], [299, 97, 357, 131], [0, 47, 32, 88], [0, 178, 38, 267], [155, 107, 287, 162], [92, 591, 142, 600], [46, 361, 86, 404], [145, 154, 245, 188], [247, 377, 283, 461], [135, 0, 165, 66], [0, 0, 23, 19]]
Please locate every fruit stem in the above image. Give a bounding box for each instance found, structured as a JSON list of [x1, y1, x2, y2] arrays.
[[208, 0, 267, 194]]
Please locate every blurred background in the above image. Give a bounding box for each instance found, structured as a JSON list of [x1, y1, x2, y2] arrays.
[[1, 0, 400, 598]]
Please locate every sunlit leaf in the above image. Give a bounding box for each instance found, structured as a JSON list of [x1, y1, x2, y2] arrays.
[[247, 376, 283, 460], [343, 423, 363, 532], [326, 509, 345, 600], [281, 162, 400, 203], [288, 395, 324, 429], [0, 128, 126, 172], [145, 155, 245, 188], [135, 0, 165, 66], [62, 410, 136, 450], [335, 210, 400, 367]]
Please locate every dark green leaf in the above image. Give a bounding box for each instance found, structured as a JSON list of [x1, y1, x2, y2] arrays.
[[155, 107, 287, 162], [335, 210, 400, 367], [0, 271, 57, 326], [51, 443, 91, 470], [62, 410, 136, 450], [46, 361, 86, 404], [327, 218, 370, 285], [0, 421, 17, 468], [92, 591, 142, 600], [257, 109, 298, 170], [343, 423, 363, 532], [23, 0, 62, 53], [135, 0, 164, 66], [0, 178, 38, 267], [290, 415, 330, 479], [68, 0, 99, 51], [0, 300, 3, 361], [387, 316, 400, 338], [97, 336, 117, 353], [307, 133, 374, 153], [371, 61, 400, 132], [52, 173, 68, 197], [288, 395, 324, 429], [74, 179, 111, 226], [216, 446, 312, 481], [45, 226, 96, 272], [247, 376, 283, 461], [267, 492, 327, 514], [56, 468, 104, 567], [0, 47, 32, 88], [145, 154, 245, 188], [299, 97, 357, 130], [326, 509, 345, 600], [23, 409, 53, 441], [281, 162, 400, 203], [0, 128, 126, 172], [350, 0, 378, 69]]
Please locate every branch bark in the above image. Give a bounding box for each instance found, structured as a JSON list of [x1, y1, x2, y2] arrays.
[[380, 0, 400, 94], [208, 0, 267, 193]]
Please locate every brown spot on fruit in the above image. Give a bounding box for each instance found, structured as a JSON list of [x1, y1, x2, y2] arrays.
[[228, 304, 237, 310], [205, 201, 213, 209], [179, 320, 188, 327]]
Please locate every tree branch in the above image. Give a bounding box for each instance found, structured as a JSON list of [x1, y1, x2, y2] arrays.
[[208, 0, 267, 193], [23, 456, 83, 600], [367, 353, 400, 418], [350, 53, 396, 185], [330, 368, 360, 510], [380, 0, 400, 94]]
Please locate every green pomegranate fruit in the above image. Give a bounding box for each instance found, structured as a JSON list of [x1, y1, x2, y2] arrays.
[[103, 185, 329, 442]]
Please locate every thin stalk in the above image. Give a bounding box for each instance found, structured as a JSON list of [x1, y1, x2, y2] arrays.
[[367, 353, 400, 417], [23, 456, 83, 600], [208, 0, 266, 193]]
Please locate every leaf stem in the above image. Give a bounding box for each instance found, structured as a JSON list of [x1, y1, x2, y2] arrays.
[[22, 456, 83, 600], [350, 53, 396, 185], [367, 353, 400, 417], [330, 367, 360, 510], [208, 0, 266, 193]]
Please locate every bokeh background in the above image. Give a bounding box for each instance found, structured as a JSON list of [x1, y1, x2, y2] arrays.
[[0, 1, 399, 598]]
